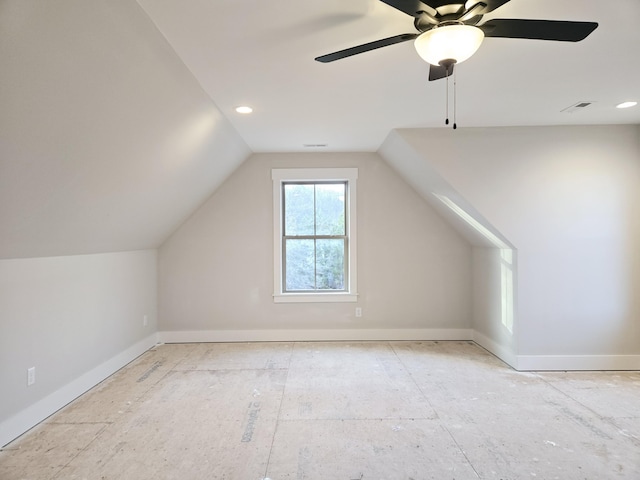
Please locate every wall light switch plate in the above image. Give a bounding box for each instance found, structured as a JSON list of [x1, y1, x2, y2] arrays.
[[27, 367, 36, 386]]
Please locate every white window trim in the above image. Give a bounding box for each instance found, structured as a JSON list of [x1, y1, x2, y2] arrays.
[[272, 168, 358, 303]]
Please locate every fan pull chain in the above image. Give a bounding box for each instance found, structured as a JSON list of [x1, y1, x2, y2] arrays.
[[442, 63, 457, 130], [445, 68, 449, 126], [453, 67, 457, 130]]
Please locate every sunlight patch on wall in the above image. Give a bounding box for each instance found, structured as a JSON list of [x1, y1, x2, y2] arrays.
[[434, 193, 514, 334], [500, 248, 514, 334], [433, 194, 510, 249]]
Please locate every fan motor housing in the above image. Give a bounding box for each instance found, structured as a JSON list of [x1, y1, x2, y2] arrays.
[[414, 8, 484, 31]]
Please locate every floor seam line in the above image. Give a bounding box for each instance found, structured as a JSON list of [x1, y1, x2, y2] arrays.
[[441, 424, 482, 479], [49, 423, 110, 480], [388, 342, 441, 421], [537, 373, 640, 447], [261, 341, 295, 478]]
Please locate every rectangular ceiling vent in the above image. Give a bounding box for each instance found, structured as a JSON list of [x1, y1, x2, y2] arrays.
[[561, 101, 594, 114]]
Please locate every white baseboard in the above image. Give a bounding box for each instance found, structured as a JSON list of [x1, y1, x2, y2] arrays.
[[158, 328, 474, 344], [472, 330, 518, 369], [0, 333, 158, 448], [515, 354, 640, 371]]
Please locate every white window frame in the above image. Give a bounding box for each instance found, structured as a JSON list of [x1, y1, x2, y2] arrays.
[[272, 168, 358, 303]]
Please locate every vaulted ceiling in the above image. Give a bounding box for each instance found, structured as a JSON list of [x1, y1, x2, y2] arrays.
[[0, 1, 249, 258], [138, 0, 640, 151], [1, 0, 639, 259]]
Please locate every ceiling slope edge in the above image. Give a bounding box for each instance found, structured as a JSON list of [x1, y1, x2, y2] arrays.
[[378, 130, 513, 250]]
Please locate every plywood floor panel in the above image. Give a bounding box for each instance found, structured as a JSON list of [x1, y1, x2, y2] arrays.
[[2, 341, 639, 479]]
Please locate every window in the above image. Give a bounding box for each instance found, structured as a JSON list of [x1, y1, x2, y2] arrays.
[[272, 168, 358, 303]]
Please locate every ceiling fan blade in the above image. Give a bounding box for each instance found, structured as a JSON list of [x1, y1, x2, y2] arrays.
[[480, 19, 598, 42], [379, 0, 437, 17], [429, 63, 454, 81], [315, 33, 418, 63]]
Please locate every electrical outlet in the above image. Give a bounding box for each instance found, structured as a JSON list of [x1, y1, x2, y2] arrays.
[[27, 367, 36, 386], [355, 307, 362, 317], [143, 314, 148, 327]]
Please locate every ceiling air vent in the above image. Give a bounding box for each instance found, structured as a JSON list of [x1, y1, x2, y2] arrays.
[[561, 101, 594, 114]]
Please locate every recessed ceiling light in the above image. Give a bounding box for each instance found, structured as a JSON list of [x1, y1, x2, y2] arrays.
[[616, 101, 637, 109], [235, 106, 253, 114]]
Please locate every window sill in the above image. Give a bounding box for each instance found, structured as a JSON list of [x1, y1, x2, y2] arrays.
[[273, 293, 358, 304]]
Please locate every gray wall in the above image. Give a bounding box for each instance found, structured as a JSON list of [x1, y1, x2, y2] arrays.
[[471, 247, 517, 365], [389, 125, 640, 367], [0, 0, 249, 446], [159, 153, 473, 339], [0, 250, 157, 445]]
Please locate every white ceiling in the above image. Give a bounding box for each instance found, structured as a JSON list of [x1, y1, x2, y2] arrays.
[[137, 0, 640, 152]]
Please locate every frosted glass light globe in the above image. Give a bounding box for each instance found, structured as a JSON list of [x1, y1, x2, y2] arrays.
[[415, 24, 485, 66]]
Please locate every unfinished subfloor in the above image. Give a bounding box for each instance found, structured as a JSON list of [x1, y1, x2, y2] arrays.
[[1, 341, 639, 479]]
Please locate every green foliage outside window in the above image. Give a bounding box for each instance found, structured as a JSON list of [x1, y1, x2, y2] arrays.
[[284, 182, 346, 291]]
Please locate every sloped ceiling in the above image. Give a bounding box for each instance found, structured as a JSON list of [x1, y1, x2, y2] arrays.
[[137, 0, 640, 152], [2, 0, 639, 259], [0, 0, 250, 259], [379, 129, 513, 249]]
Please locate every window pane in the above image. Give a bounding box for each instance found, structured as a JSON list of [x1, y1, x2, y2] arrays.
[[285, 239, 315, 291], [284, 184, 314, 236], [315, 183, 345, 236], [316, 239, 345, 290]]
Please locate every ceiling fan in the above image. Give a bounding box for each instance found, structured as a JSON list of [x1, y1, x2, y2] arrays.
[[315, 0, 598, 81]]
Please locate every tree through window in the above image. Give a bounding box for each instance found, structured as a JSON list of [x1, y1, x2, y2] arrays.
[[283, 182, 346, 292], [272, 168, 358, 303]]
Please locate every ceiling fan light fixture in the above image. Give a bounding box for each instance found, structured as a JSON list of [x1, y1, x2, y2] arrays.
[[414, 24, 485, 66]]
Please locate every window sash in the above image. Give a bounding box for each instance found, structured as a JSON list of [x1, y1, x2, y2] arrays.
[[282, 181, 347, 237], [272, 168, 358, 303], [282, 181, 348, 293], [283, 237, 348, 293]]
